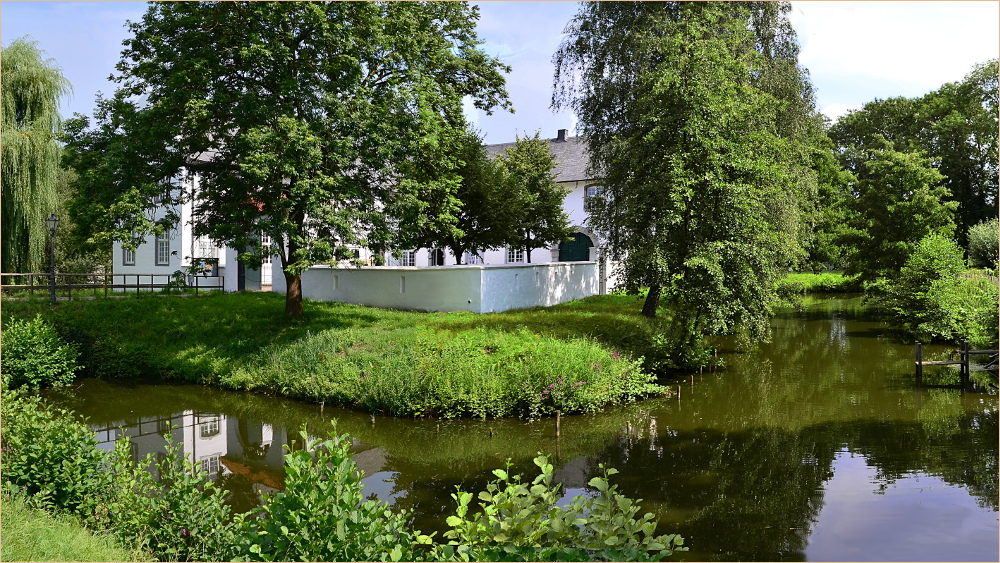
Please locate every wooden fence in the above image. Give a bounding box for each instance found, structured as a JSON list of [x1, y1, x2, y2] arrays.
[[0, 272, 225, 299]]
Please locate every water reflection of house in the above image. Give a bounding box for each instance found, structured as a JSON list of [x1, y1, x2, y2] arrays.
[[93, 410, 236, 480], [91, 414, 403, 508]]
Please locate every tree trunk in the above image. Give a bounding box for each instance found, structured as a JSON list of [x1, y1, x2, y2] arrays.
[[641, 284, 661, 318], [284, 271, 303, 316]]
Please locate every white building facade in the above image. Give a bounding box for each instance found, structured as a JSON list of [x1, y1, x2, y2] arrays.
[[112, 130, 608, 305]]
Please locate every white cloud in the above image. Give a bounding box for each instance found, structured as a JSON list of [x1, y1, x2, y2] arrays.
[[790, 1, 999, 96], [819, 103, 862, 122], [462, 96, 480, 128]]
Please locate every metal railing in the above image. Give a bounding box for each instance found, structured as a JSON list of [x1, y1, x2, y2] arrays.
[[1, 272, 225, 299]]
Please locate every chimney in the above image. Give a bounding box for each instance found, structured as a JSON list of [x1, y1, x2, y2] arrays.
[[556, 129, 568, 142]]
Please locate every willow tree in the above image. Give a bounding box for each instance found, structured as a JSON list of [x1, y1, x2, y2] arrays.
[[65, 1, 509, 315], [1, 38, 72, 273], [552, 1, 816, 354]]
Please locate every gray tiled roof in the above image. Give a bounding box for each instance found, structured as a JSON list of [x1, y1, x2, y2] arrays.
[[484, 134, 591, 183]]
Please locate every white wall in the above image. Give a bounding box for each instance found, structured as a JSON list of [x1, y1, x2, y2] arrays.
[[274, 262, 600, 313], [479, 262, 597, 313]]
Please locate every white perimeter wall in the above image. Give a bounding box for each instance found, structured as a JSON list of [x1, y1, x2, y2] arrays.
[[272, 262, 599, 313]]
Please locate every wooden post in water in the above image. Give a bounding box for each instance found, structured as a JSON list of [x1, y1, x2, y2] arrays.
[[556, 411, 561, 438], [915, 341, 923, 383], [960, 340, 970, 386]]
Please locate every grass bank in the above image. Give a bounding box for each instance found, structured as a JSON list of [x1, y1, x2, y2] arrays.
[[0, 493, 146, 562], [775, 271, 860, 297], [1, 292, 669, 418]]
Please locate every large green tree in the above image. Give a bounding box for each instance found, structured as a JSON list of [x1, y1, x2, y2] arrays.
[[838, 146, 955, 283], [408, 127, 519, 264], [494, 133, 573, 263], [829, 60, 998, 250], [1, 38, 72, 274], [552, 1, 814, 347], [64, 1, 509, 315]]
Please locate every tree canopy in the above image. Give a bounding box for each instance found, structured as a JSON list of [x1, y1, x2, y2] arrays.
[[1, 37, 72, 274], [494, 133, 573, 263], [406, 126, 517, 264], [64, 1, 510, 314], [552, 1, 817, 352], [837, 147, 955, 283], [829, 59, 998, 251]]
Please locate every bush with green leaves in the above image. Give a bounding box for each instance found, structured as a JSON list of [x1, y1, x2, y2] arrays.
[[2, 403, 686, 562], [967, 217, 998, 270], [0, 392, 111, 517], [114, 434, 237, 562], [870, 232, 998, 347], [236, 426, 423, 562], [434, 454, 685, 562], [1, 314, 79, 389]]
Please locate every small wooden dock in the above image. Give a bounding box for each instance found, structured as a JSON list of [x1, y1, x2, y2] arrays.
[[915, 340, 999, 385]]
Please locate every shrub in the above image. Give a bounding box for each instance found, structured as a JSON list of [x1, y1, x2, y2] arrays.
[[1, 314, 79, 389], [0, 392, 111, 518], [435, 454, 685, 561], [237, 426, 423, 562], [120, 434, 237, 562], [967, 218, 998, 269], [870, 232, 998, 347]]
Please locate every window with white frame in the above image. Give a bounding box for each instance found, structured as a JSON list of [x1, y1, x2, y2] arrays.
[[464, 251, 483, 265], [199, 416, 220, 438], [401, 250, 416, 267], [194, 236, 217, 259], [200, 454, 220, 476], [123, 246, 135, 266], [155, 235, 170, 266], [507, 248, 525, 263]]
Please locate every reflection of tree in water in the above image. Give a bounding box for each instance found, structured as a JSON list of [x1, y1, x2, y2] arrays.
[[846, 409, 998, 511], [591, 422, 839, 561]]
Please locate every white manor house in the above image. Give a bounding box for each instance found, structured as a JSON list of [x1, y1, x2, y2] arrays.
[[113, 130, 614, 312]]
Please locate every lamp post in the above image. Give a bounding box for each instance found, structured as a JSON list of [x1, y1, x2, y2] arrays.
[[46, 213, 59, 303]]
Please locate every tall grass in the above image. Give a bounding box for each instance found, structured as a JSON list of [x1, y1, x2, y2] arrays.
[[0, 493, 147, 562]]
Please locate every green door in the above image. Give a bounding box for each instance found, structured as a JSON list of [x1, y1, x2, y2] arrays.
[[559, 232, 593, 261]]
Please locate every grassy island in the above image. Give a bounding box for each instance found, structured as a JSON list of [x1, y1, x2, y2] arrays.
[[2, 291, 671, 418]]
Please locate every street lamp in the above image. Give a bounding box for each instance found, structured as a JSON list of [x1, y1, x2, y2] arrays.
[[46, 213, 59, 303]]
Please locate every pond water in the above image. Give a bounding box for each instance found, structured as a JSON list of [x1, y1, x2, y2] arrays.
[[46, 296, 998, 561]]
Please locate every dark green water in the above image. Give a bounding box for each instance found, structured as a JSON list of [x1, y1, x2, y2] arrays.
[[47, 296, 998, 561]]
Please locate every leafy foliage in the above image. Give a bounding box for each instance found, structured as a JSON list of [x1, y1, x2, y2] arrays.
[[407, 126, 518, 263], [1, 37, 72, 273], [1, 314, 79, 390], [238, 427, 422, 562], [0, 393, 110, 517], [494, 132, 574, 262], [552, 1, 816, 351], [435, 455, 685, 561], [869, 233, 998, 347], [829, 59, 998, 250], [966, 217, 998, 269], [64, 1, 511, 315], [837, 147, 956, 283]]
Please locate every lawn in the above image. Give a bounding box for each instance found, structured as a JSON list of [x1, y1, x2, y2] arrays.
[[1, 291, 670, 418]]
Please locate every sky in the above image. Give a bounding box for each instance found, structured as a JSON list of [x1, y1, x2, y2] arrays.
[[2, 1, 997, 144]]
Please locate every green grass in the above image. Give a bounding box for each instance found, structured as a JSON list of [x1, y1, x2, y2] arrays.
[[0, 493, 147, 562], [1, 291, 669, 418], [776, 271, 860, 296]]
